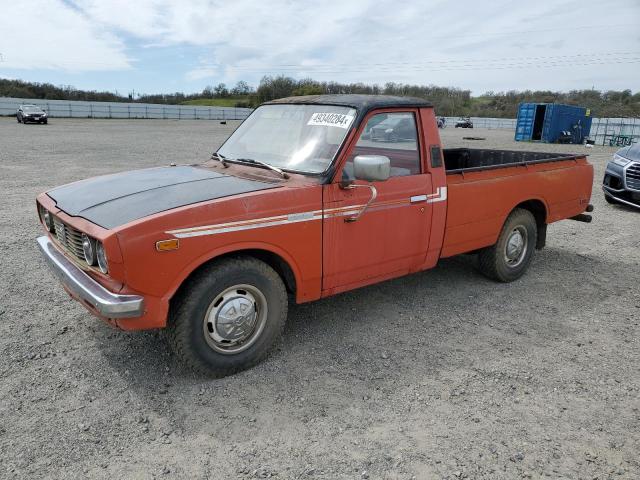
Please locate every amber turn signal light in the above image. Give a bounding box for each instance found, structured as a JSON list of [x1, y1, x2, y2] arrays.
[[156, 239, 179, 252]]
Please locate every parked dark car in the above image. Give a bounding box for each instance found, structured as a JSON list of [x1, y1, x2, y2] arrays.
[[602, 143, 640, 209], [360, 113, 388, 140], [17, 104, 48, 124], [370, 114, 417, 142], [455, 117, 473, 128]]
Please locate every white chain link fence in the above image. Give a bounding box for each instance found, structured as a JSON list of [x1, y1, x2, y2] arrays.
[[440, 117, 516, 129], [0, 97, 253, 120], [440, 116, 639, 146], [2, 97, 637, 146], [588, 117, 640, 146]]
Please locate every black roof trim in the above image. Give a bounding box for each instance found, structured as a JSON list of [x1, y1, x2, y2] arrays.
[[264, 94, 432, 113]]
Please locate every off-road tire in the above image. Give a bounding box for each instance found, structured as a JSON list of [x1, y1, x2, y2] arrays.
[[478, 208, 537, 282], [168, 256, 288, 377]]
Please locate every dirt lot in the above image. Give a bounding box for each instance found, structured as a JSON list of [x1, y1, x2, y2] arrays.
[[0, 118, 638, 480]]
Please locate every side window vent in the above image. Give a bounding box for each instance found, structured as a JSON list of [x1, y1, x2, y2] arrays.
[[430, 145, 442, 168]]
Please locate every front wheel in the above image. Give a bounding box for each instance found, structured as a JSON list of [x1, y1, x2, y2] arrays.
[[168, 257, 288, 377], [477, 208, 537, 282]]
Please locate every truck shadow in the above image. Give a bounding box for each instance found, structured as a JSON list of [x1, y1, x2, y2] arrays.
[[607, 202, 640, 213], [94, 246, 633, 420]]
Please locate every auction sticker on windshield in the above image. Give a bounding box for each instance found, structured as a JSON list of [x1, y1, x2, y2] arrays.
[[307, 112, 355, 129]]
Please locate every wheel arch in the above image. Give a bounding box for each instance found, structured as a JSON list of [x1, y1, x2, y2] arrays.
[[165, 243, 300, 308], [512, 198, 548, 249]]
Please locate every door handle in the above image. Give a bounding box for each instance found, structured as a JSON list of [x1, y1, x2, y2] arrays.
[[410, 195, 427, 203]]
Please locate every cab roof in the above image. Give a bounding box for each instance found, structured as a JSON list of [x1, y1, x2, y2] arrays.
[[264, 94, 432, 116]]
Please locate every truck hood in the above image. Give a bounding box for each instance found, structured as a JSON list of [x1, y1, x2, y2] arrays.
[[47, 165, 280, 229]]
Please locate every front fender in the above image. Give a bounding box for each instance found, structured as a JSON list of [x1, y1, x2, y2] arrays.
[[161, 240, 312, 306]]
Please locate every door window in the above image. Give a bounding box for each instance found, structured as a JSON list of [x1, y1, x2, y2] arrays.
[[343, 112, 420, 181]]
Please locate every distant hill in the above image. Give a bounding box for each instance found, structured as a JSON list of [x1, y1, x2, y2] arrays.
[[180, 96, 252, 108], [2, 77, 638, 118], [1, 78, 126, 102]]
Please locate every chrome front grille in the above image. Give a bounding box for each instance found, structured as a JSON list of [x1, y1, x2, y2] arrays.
[[52, 217, 85, 262], [626, 162, 640, 191]]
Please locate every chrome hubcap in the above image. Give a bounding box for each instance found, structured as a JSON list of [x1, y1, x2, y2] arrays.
[[504, 226, 528, 267], [203, 284, 267, 354]]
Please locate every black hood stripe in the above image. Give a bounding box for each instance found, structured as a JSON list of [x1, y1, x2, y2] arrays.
[[48, 166, 280, 229]]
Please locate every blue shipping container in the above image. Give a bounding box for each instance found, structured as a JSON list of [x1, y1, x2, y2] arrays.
[[514, 103, 592, 143]]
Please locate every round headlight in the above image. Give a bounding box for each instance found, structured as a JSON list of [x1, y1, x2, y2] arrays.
[[82, 234, 96, 265], [42, 209, 54, 232], [96, 241, 108, 274]]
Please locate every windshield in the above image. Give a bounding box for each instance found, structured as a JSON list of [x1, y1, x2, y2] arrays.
[[217, 104, 356, 174], [23, 105, 43, 112]]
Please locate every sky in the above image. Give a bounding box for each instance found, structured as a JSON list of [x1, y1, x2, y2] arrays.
[[1, 0, 639, 96]]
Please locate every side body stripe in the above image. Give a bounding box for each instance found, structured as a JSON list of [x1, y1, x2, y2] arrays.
[[167, 187, 447, 238]]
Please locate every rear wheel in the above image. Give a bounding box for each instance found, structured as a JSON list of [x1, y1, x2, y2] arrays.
[[168, 257, 288, 377], [478, 208, 537, 282]]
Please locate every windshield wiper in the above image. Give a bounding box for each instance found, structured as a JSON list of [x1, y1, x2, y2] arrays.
[[234, 158, 289, 179], [210, 151, 229, 167]]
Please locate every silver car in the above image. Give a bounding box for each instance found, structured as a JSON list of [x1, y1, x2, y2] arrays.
[[602, 143, 640, 209], [17, 104, 48, 124]]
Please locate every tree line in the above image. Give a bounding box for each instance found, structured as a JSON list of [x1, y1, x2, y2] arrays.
[[2, 76, 638, 118]]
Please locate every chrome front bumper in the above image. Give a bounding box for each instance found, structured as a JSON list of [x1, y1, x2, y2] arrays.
[[37, 236, 144, 318]]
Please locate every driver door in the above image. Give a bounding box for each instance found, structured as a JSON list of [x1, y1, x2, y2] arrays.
[[322, 110, 433, 294]]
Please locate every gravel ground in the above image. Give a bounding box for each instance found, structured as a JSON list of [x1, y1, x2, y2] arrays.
[[0, 118, 638, 480]]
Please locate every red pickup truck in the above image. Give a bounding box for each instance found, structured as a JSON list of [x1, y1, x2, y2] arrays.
[[36, 95, 594, 376]]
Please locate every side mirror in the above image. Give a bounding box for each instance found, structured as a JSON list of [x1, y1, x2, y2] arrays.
[[353, 155, 390, 182]]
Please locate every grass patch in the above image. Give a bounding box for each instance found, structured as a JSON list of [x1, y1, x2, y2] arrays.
[[180, 97, 250, 107]]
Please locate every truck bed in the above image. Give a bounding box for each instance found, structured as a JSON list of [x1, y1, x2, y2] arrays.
[[439, 148, 593, 259], [443, 148, 580, 174]]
